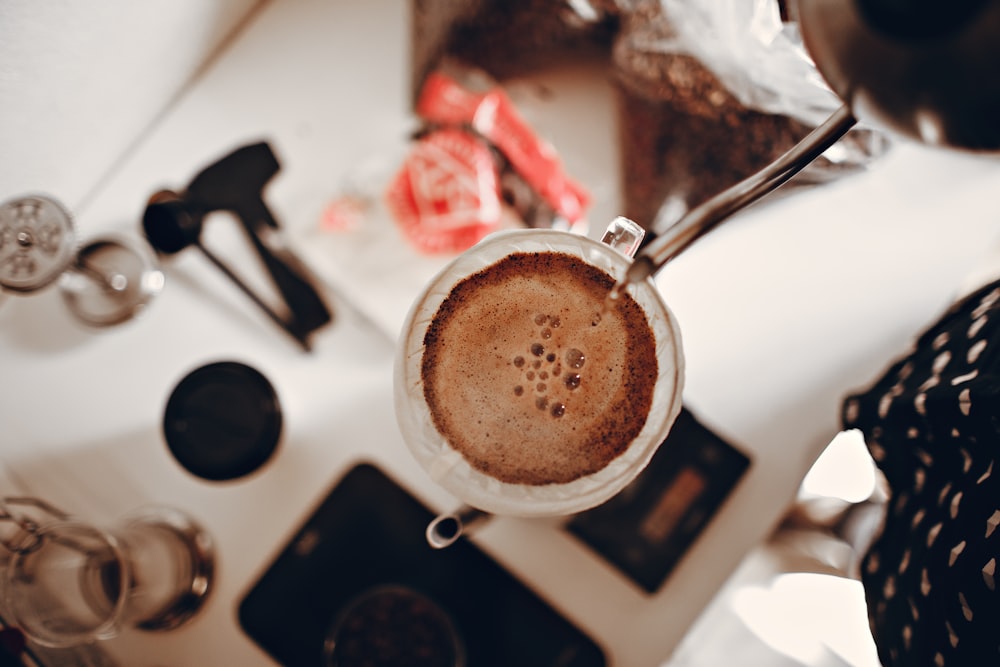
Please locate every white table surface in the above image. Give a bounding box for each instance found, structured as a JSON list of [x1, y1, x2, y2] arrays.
[[3, 1, 1000, 665]]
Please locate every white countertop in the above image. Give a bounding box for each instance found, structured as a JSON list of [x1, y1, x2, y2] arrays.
[[3, 1, 1000, 665]]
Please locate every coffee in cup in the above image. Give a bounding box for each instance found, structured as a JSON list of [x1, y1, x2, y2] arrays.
[[421, 250, 659, 487], [395, 220, 684, 517]]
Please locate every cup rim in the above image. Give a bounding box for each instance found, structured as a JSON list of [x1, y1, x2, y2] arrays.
[[393, 228, 685, 516], [4, 519, 129, 648]]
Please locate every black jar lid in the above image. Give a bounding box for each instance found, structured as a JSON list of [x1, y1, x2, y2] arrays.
[[163, 361, 282, 481]]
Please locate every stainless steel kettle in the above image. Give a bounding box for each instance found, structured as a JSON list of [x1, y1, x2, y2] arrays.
[[796, 0, 1000, 151]]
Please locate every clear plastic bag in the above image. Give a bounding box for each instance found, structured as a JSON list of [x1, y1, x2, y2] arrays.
[[610, 0, 890, 231], [654, 0, 841, 126]]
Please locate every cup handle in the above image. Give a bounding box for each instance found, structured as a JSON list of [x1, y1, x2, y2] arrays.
[[426, 505, 492, 549], [600, 216, 645, 259]]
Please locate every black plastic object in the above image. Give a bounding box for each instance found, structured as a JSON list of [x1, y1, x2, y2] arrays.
[[163, 361, 282, 481], [567, 407, 751, 593], [142, 142, 333, 351], [238, 463, 607, 667], [856, 0, 990, 40]]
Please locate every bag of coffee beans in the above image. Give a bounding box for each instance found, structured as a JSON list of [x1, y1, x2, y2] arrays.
[[410, 0, 891, 237]]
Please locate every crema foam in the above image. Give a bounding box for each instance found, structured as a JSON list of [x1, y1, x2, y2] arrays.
[[421, 252, 658, 486]]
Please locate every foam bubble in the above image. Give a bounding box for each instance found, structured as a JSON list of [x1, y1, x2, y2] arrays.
[[420, 251, 659, 486]]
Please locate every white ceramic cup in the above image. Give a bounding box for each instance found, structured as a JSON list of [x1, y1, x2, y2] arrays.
[[394, 218, 685, 539]]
